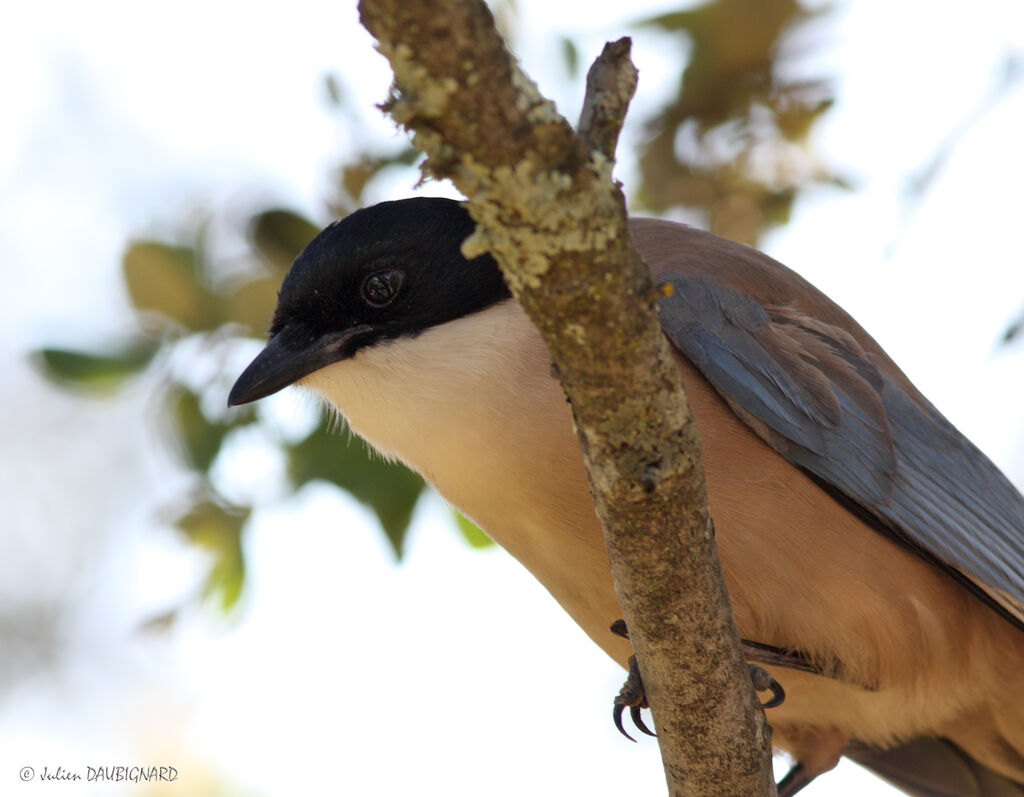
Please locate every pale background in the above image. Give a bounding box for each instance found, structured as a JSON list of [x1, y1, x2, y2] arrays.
[[2, 0, 1024, 794]]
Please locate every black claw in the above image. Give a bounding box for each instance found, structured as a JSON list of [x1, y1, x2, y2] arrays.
[[630, 705, 656, 737], [613, 703, 636, 742], [761, 681, 786, 709], [613, 653, 656, 742], [609, 619, 629, 639], [749, 663, 786, 709]]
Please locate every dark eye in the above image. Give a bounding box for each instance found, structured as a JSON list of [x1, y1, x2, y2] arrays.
[[361, 270, 402, 307]]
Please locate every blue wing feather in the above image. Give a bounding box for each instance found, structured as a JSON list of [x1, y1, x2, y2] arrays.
[[658, 273, 1024, 617]]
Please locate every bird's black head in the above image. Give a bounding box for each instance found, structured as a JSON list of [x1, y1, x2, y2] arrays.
[[228, 197, 510, 406]]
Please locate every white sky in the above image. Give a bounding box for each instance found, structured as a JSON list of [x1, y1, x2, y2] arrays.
[[2, 0, 1024, 795]]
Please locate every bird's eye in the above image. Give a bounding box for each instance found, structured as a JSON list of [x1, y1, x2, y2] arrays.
[[361, 270, 402, 307]]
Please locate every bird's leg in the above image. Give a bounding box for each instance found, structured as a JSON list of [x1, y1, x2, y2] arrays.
[[741, 639, 878, 692], [741, 639, 821, 675], [608, 620, 786, 742]]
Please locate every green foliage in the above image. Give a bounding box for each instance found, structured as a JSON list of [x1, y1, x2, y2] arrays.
[[340, 149, 421, 203], [559, 36, 579, 79], [635, 0, 841, 244], [249, 210, 321, 277], [455, 512, 493, 549], [118, 214, 313, 339], [1004, 310, 1024, 345], [34, 342, 159, 393], [34, 153, 428, 616], [221, 275, 280, 334], [123, 242, 219, 332], [169, 387, 246, 472], [323, 72, 347, 110], [289, 421, 426, 557], [175, 500, 249, 611]]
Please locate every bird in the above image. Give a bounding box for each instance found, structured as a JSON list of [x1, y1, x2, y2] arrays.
[[229, 196, 1024, 796]]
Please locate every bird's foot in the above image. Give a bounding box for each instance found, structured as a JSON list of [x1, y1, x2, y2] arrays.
[[613, 653, 657, 742], [608, 621, 786, 743], [749, 663, 786, 708], [610, 620, 656, 741]]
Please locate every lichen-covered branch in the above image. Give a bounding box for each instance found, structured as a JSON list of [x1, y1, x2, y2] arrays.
[[577, 38, 638, 162], [358, 1, 775, 793]]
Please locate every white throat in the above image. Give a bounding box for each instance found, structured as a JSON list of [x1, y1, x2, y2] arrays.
[[298, 299, 638, 661], [298, 300, 593, 544]]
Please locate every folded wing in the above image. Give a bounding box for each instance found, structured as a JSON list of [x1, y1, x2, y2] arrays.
[[658, 272, 1024, 627]]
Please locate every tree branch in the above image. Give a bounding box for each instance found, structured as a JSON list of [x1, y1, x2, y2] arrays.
[[358, 2, 775, 793], [577, 38, 637, 161]]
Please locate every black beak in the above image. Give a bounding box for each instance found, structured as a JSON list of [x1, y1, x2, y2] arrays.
[[228, 323, 375, 407]]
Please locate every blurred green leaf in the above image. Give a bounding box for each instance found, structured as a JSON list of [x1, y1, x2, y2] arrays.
[[175, 499, 249, 612], [223, 275, 280, 335], [33, 341, 159, 392], [288, 420, 426, 557], [207, 548, 246, 611], [341, 161, 377, 204], [123, 241, 217, 331], [340, 149, 421, 204], [170, 387, 248, 472], [249, 210, 320, 276], [634, 0, 838, 244], [559, 36, 579, 79], [323, 72, 346, 108], [136, 608, 179, 635], [175, 499, 249, 549], [455, 512, 493, 549], [1004, 311, 1024, 345]]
